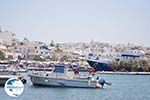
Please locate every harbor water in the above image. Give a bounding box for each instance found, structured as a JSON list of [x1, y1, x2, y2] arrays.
[[0, 74, 150, 100]]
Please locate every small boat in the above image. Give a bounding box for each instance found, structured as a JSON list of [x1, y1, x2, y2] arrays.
[[29, 64, 111, 88], [0, 63, 26, 86], [0, 71, 26, 86]]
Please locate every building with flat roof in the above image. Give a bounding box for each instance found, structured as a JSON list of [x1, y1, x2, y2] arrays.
[[0, 31, 16, 45]]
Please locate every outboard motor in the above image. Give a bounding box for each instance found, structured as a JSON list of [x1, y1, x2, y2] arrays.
[[98, 78, 105, 87], [96, 77, 112, 88]]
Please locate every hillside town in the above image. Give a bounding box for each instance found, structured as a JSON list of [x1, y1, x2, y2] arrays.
[[0, 29, 150, 72]]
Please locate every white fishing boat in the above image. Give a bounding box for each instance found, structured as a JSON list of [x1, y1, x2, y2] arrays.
[[29, 64, 111, 88], [0, 62, 26, 86]]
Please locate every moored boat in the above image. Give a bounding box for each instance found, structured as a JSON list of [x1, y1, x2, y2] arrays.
[[87, 59, 113, 71], [0, 74, 26, 86], [0, 63, 26, 86], [29, 64, 111, 88]]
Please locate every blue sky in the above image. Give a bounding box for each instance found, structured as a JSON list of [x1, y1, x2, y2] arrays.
[[0, 0, 150, 46]]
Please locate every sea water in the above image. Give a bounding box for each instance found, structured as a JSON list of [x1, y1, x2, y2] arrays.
[[0, 74, 150, 100]]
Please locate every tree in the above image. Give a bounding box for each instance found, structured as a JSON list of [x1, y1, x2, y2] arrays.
[[109, 61, 118, 71], [33, 55, 45, 61], [60, 55, 69, 62], [139, 60, 149, 72], [0, 51, 5, 60], [109, 60, 150, 72], [50, 54, 59, 61], [130, 61, 138, 72]]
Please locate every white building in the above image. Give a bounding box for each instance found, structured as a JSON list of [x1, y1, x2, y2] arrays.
[[27, 41, 51, 58], [0, 31, 16, 45]]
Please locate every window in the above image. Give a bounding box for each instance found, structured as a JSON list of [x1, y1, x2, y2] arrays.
[[53, 66, 65, 73], [35, 46, 37, 49]]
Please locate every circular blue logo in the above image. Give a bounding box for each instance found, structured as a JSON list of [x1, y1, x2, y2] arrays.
[[4, 78, 24, 97]]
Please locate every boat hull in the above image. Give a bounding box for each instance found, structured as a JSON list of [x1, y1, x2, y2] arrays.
[[87, 60, 113, 71], [30, 75, 99, 88], [0, 75, 26, 86]]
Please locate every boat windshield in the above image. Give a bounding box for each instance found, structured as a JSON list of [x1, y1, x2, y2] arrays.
[[53, 65, 65, 73]]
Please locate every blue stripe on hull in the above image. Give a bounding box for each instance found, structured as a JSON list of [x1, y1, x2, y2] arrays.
[[33, 83, 97, 88]]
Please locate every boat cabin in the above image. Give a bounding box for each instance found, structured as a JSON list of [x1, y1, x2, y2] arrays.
[[48, 64, 74, 79]]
